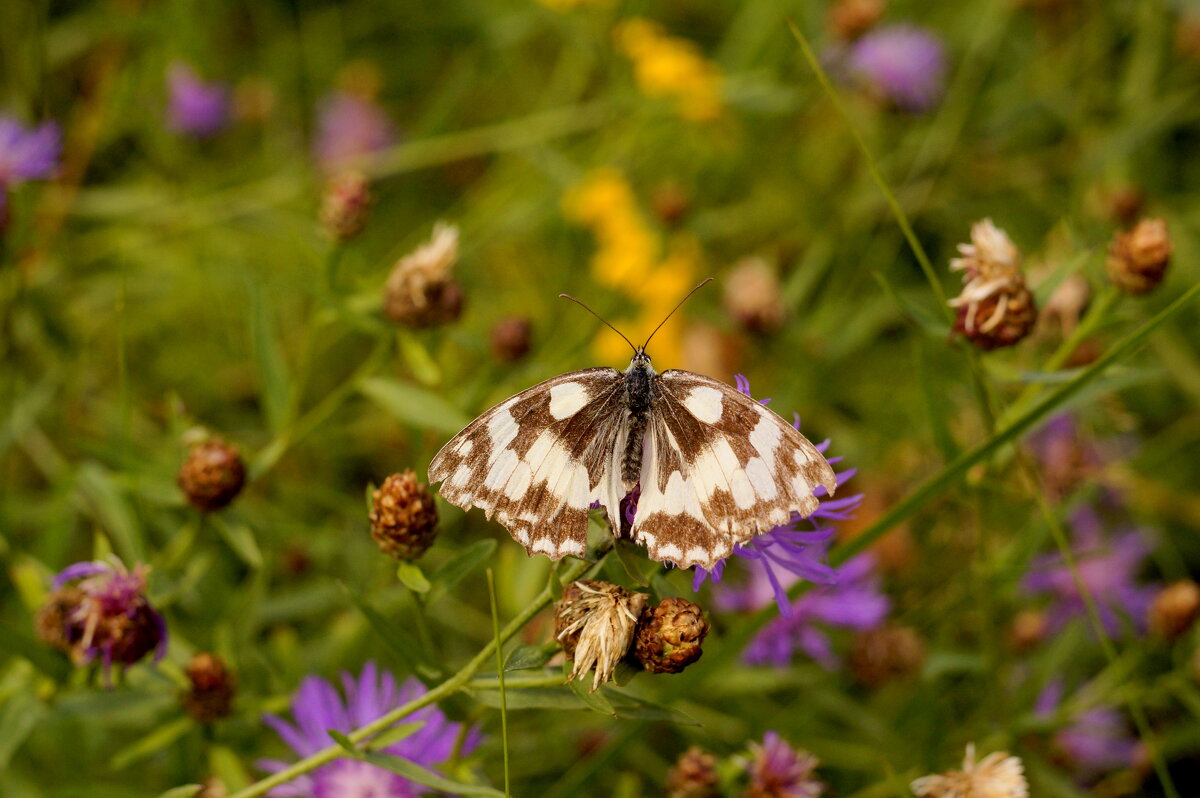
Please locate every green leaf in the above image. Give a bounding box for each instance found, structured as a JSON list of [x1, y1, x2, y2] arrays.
[[212, 518, 263, 570], [249, 281, 291, 434], [154, 787, 203, 798], [870, 270, 950, 338], [472, 686, 583, 711], [338, 583, 435, 676], [397, 330, 442, 386], [428, 539, 496, 603], [612, 541, 650, 587], [359, 377, 472, 434], [110, 716, 194, 770], [358, 752, 505, 796], [504, 644, 557, 672], [366, 721, 426, 751], [76, 462, 144, 563], [0, 692, 47, 768], [396, 561, 431, 593], [605, 690, 700, 726], [0, 622, 71, 681], [328, 729, 358, 753], [568, 672, 615, 716]]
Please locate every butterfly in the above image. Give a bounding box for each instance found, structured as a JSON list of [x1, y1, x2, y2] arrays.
[[427, 280, 837, 570]]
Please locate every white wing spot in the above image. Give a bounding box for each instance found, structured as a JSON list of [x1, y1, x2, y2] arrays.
[[530, 536, 556, 555], [749, 416, 783, 456], [486, 406, 519, 457], [730, 468, 755, 509], [744, 457, 777, 500], [559, 539, 586, 557], [656, 542, 684, 563], [682, 386, 724, 424], [484, 450, 519, 490], [548, 382, 590, 420], [455, 438, 474, 455]]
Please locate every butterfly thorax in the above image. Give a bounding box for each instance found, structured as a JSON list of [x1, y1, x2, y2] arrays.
[[621, 351, 656, 485]]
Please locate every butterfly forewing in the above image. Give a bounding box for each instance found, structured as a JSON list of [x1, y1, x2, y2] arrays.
[[428, 368, 628, 559], [629, 370, 837, 570]]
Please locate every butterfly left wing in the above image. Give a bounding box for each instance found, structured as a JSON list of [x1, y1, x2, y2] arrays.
[[630, 370, 837, 570], [428, 368, 628, 560]]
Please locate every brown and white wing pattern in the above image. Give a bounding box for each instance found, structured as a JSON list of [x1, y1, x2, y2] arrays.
[[428, 368, 628, 560], [630, 370, 837, 570]]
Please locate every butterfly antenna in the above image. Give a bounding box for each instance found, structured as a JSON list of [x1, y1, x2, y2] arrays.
[[641, 277, 713, 350], [559, 293, 638, 354]]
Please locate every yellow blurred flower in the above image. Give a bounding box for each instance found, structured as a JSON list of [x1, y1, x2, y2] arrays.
[[614, 19, 723, 121], [536, 0, 612, 10]]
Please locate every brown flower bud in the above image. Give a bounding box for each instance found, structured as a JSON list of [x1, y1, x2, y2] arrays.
[[1009, 609, 1048, 653], [1177, 15, 1200, 62], [652, 182, 691, 227], [1107, 218, 1171, 295], [1106, 186, 1145, 226], [178, 439, 246, 512], [680, 322, 742, 383], [369, 471, 438, 560], [1148, 580, 1200, 641], [954, 284, 1037, 350], [555, 580, 647, 691], [634, 597, 709, 674], [182, 652, 236, 723], [827, 0, 886, 40], [849, 625, 925, 688], [950, 219, 1038, 350], [197, 778, 229, 798], [489, 316, 533, 363], [383, 223, 465, 328], [723, 257, 786, 335], [666, 746, 720, 798], [319, 171, 372, 242]]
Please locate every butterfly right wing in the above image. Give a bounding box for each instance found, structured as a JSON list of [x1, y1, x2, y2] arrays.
[[428, 368, 628, 560]]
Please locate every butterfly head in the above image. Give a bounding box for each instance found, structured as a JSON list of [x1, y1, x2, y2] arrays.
[[627, 348, 655, 375]]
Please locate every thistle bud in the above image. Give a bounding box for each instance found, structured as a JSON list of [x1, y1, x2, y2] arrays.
[[652, 182, 691, 227], [178, 439, 246, 512], [555, 580, 647, 691], [828, 0, 886, 40], [666, 746, 720, 798], [1107, 218, 1171, 295], [723, 257, 786, 335], [1148, 580, 1200, 642], [849, 625, 926, 688], [634, 596, 709, 674], [489, 316, 533, 363], [949, 219, 1037, 350], [383, 222, 465, 328], [182, 652, 236, 723], [319, 171, 372, 241], [369, 471, 438, 560], [1009, 609, 1048, 653]]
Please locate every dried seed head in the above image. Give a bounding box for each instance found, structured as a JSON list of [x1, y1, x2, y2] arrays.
[[369, 471, 439, 560], [849, 625, 926, 688], [1177, 14, 1200, 62], [911, 744, 1029, 798], [634, 596, 709, 674], [1107, 218, 1172, 295], [1038, 273, 1090, 340], [489, 316, 533, 363], [652, 182, 691, 226], [949, 219, 1037, 350], [666, 746, 720, 798], [723, 256, 786, 335], [828, 0, 887, 40], [681, 322, 742, 385], [178, 439, 246, 512], [1148, 580, 1200, 642], [554, 580, 647, 691], [1008, 609, 1048, 653], [182, 652, 236, 723], [197, 778, 229, 798], [319, 171, 372, 241], [383, 222, 465, 327]]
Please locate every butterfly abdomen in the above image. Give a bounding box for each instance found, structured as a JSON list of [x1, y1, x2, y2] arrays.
[[621, 358, 654, 484]]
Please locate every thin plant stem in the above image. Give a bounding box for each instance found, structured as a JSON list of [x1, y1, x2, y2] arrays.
[[487, 569, 511, 798], [225, 555, 598, 798]]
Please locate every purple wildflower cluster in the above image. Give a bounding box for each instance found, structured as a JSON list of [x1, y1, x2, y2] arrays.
[[166, 62, 232, 138], [1036, 679, 1141, 780], [313, 91, 396, 174], [743, 731, 825, 797], [843, 24, 947, 112], [260, 662, 480, 797], [0, 115, 61, 216]]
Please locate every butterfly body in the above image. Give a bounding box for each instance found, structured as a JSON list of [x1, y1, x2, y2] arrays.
[[428, 351, 837, 570]]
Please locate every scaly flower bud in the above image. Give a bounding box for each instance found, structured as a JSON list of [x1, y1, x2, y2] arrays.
[[723, 257, 786, 335], [183, 652, 236, 723], [949, 219, 1037, 350], [178, 438, 246, 512], [1009, 609, 1048, 653], [1107, 218, 1172, 295], [319, 171, 372, 241], [848, 625, 926, 688], [634, 596, 709, 674], [383, 222, 465, 327], [369, 471, 438, 560], [827, 0, 886, 40], [666, 746, 720, 798], [489, 316, 533, 363], [1148, 580, 1200, 642], [555, 580, 647, 691]]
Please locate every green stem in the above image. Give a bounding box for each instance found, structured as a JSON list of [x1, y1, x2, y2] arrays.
[[226, 556, 596, 798], [487, 570, 511, 798]]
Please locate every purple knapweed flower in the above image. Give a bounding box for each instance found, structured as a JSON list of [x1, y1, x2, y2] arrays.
[[166, 63, 232, 138], [742, 731, 825, 798], [259, 662, 481, 797], [0, 115, 61, 215], [1035, 680, 1141, 780], [847, 24, 947, 112], [744, 552, 890, 668], [37, 558, 167, 680], [313, 91, 396, 174], [1023, 506, 1157, 638], [1027, 413, 1104, 501], [692, 375, 864, 616]]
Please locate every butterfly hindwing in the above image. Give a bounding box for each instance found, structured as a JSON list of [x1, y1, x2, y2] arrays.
[[428, 368, 628, 559], [630, 370, 837, 570]]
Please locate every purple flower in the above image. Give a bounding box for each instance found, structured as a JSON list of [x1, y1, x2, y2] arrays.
[[40, 559, 167, 680], [847, 24, 947, 112], [313, 91, 396, 174], [692, 375, 864, 616], [166, 62, 231, 138], [0, 116, 61, 210], [1027, 413, 1104, 501], [744, 553, 890, 668], [742, 731, 824, 798], [1022, 506, 1156, 638], [1035, 680, 1140, 779], [259, 662, 481, 797]]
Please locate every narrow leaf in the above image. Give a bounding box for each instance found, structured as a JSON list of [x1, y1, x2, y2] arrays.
[[0, 693, 47, 768], [359, 751, 506, 796], [76, 462, 144, 562], [0, 622, 71, 681], [213, 518, 263, 570], [568, 672, 616, 715], [397, 330, 442, 386], [249, 281, 291, 434], [155, 787, 203, 798], [366, 721, 426, 751], [396, 561, 431, 593], [338, 583, 434, 676], [428, 539, 496, 603], [110, 716, 194, 770], [328, 729, 358, 753], [504, 644, 557, 672], [359, 377, 471, 434]]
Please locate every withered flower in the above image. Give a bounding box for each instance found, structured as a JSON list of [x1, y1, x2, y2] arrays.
[[723, 257, 786, 335], [1107, 218, 1171, 295], [383, 222, 465, 327], [178, 438, 246, 512], [555, 580, 647, 691], [634, 596, 710, 674], [369, 471, 439, 561], [183, 652, 236, 723], [319, 171, 372, 242], [1148, 580, 1200, 642], [949, 219, 1037, 350], [911, 744, 1028, 798], [666, 746, 720, 798]]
